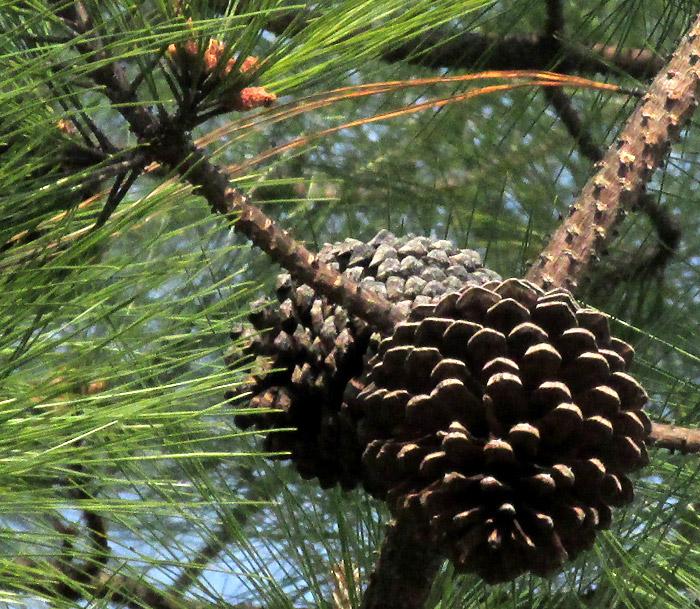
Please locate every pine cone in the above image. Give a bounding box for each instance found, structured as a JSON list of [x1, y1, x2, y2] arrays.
[[353, 278, 651, 583], [225, 230, 500, 489]]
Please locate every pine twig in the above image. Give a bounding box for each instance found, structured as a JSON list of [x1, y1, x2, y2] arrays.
[[526, 13, 700, 454], [544, 86, 604, 162], [544, 0, 565, 39], [170, 480, 267, 595], [6, 501, 110, 603], [154, 124, 400, 334], [170, 521, 236, 594]]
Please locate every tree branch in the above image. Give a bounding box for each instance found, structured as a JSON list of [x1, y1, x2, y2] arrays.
[[2, 492, 257, 609], [648, 423, 700, 454], [544, 0, 565, 39], [2, 561, 201, 609], [526, 11, 700, 290], [386, 34, 663, 80], [360, 518, 443, 609], [153, 124, 400, 335], [7, 502, 111, 604], [524, 12, 700, 456], [54, 2, 400, 335], [538, 0, 674, 264], [543, 86, 681, 280], [544, 83, 605, 163], [263, 12, 663, 80], [171, 521, 236, 594], [170, 480, 268, 596]]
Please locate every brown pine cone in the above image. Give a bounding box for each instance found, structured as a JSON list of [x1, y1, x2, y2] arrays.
[[353, 278, 651, 583]]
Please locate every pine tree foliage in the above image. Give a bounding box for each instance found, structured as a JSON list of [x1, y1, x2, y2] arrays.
[[1, 1, 700, 608]]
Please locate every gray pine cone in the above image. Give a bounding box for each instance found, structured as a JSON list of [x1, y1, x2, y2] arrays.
[[225, 230, 500, 489]]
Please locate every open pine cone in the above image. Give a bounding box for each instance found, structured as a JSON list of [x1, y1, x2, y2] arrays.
[[225, 230, 500, 489], [352, 278, 651, 583]]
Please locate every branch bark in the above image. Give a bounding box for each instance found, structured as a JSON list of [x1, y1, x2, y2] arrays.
[[649, 423, 700, 454], [526, 13, 700, 454], [543, 85, 681, 281], [382, 34, 663, 80], [526, 12, 700, 290]]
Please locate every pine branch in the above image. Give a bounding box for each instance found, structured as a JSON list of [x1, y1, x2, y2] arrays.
[[1, 562, 202, 609], [544, 0, 565, 39], [526, 12, 700, 290], [54, 2, 400, 335], [262, 11, 663, 80], [3, 505, 302, 609], [170, 481, 268, 595], [384, 34, 663, 80], [5, 501, 113, 605], [539, 0, 679, 274], [524, 14, 700, 451], [170, 521, 236, 594], [359, 518, 443, 609], [544, 86, 604, 162], [649, 423, 700, 454], [544, 85, 681, 283]]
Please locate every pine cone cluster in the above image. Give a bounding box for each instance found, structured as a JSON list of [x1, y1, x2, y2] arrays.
[[226, 230, 500, 489], [352, 278, 651, 582]]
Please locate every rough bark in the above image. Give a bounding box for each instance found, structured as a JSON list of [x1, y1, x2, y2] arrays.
[[526, 13, 700, 290]]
